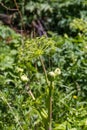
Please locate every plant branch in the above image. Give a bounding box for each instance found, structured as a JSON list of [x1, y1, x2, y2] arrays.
[[13, 0, 24, 35], [25, 84, 35, 100], [0, 2, 18, 11], [39, 56, 49, 85]]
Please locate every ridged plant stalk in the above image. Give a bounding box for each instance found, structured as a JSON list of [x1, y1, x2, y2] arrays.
[[48, 81, 53, 130]]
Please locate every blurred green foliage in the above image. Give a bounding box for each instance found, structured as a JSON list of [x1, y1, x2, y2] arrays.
[[0, 0, 87, 35]]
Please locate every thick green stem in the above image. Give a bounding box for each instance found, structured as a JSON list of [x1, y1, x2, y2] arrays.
[[39, 56, 53, 129], [48, 81, 53, 130]]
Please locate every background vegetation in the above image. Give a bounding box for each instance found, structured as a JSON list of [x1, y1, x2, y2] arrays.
[[0, 0, 87, 130]]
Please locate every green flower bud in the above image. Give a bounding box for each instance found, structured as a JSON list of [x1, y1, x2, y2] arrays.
[[21, 74, 28, 82], [48, 71, 55, 82]]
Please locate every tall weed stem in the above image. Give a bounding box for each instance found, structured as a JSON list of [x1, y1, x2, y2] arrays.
[[48, 81, 53, 130]]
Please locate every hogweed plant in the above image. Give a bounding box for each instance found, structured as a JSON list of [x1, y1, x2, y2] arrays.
[[47, 68, 61, 130], [17, 36, 59, 129], [17, 36, 62, 129], [20, 67, 61, 130], [19, 63, 61, 129]]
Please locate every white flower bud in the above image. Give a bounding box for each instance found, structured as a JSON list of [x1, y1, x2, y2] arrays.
[[21, 75, 28, 82], [54, 68, 61, 76]]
